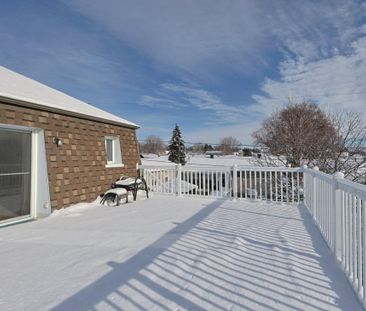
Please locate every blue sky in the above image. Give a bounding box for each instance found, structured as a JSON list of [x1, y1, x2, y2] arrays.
[[1, 0, 366, 145]]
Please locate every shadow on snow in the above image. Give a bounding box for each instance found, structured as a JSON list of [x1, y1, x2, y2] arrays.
[[52, 200, 362, 310]]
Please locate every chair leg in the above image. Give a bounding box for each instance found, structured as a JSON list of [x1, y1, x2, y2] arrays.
[[142, 178, 149, 198], [133, 177, 138, 201], [133, 189, 137, 201]]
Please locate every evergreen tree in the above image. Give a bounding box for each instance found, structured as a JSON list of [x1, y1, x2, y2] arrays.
[[168, 124, 186, 165], [204, 144, 213, 152]]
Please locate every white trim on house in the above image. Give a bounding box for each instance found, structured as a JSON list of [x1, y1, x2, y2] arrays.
[[31, 128, 51, 218], [105, 136, 124, 168], [0, 214, 33, 227], [105, 163, 125, 168]]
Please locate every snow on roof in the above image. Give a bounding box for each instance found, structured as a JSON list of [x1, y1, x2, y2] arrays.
[[205, 150, 223, 155], [0, 66, 138, 128]]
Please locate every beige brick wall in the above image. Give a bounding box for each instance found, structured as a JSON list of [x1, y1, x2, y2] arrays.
[[0, 101, 140, 209]]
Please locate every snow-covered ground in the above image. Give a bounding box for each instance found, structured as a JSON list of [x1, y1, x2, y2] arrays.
[[0, 196, 361, 310], [142, 154, 255, 167]]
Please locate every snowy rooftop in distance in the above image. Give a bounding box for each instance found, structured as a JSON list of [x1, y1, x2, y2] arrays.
[[141, 154, 256, 167], [0, 66, 138, 128], [0, 196, 361, 310], [141, 154, 176, 166], [188, 154, 254, 166]]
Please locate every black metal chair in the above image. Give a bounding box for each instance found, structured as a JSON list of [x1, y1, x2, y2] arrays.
[[111, 176, 149, 201]]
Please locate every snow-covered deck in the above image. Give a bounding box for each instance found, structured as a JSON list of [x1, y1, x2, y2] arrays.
[[0, 197, 362, 310]]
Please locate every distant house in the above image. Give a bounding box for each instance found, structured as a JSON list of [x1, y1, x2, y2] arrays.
[[205, 150, 224, 158], [0, 66, 140, 226]]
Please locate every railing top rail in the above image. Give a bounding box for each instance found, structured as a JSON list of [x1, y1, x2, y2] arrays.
[[236, 166, 301, 172], [303, 167, 333, 181], [338, 177, 366, 191], [181, 165, 231, 171], [139, 165, 177, 170], [337, 178, 366, 200], [140, 164, 302, 172], [140, 164, 232, 171], [303, 166, 366, 199]]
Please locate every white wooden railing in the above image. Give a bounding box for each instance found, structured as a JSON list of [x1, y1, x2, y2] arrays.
[[303, 165, 366, 306], [140, 163, 366, 307], [141, 165, 233, 198], [234, 166, 302, 202], [140, 164, 303, 202]]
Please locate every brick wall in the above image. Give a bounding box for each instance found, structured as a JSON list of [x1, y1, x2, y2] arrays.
[[0, 101, 140, 209]]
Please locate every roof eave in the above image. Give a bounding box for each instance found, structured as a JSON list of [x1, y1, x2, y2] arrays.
[[0, 95, 140, 130]]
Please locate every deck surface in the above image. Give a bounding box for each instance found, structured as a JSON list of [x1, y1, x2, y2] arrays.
[[0, 196, 362, 310]]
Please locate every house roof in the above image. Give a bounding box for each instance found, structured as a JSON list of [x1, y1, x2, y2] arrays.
[[0, 66, 138, 128], [205, 151, 224, 155]]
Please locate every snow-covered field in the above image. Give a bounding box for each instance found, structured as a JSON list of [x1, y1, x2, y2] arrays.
[[0, 196, 361, 310], [142, 154, 255, 167]]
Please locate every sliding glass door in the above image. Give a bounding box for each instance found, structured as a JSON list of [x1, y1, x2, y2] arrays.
[[0, 129, 31, 222]]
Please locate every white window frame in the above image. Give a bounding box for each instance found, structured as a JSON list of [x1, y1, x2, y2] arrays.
[[105, 136, 124, 168]]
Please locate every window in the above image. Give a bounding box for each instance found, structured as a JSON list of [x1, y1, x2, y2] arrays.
[[106, 138, 114, 163], [0, 124, 51, 227], [105, 136, 123, 168]]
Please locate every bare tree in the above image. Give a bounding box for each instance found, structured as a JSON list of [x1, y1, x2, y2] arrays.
[[319, 112, 366, 183], [219, 136, 241, 155], [253, 102, 366, 183], [192, 143, 205, 154], [140, 135, 165, 155], [253, 102, 337, 167]]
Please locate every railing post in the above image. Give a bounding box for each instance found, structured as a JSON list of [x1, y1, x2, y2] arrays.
[[232, 165, 238, 201], [176, 164, 182, 197], [312, 166, 319, 220], [140, 167, 144, 179], [333, 171, 344, 259], [301, 165, 307, 204]]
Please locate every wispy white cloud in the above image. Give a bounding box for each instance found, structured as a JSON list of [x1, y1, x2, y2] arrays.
[[62, 0, 366, 79], [267, 1, 366, 61], [252, 36, 366, 115], [62, 0, 273, 78], [139, 95, 186, 109], [143, 83, 249, 124]]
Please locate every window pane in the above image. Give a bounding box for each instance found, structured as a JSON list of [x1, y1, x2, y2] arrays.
[[106, 139, 113, 162], [0, 130, 31, 174], [0, 129, 31, 221], [0, 174, 31, 220]]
